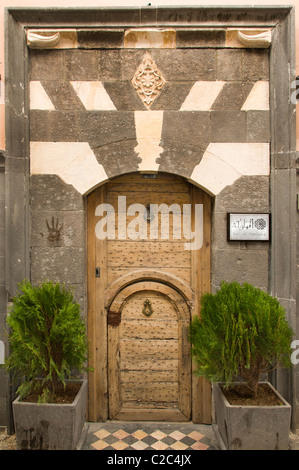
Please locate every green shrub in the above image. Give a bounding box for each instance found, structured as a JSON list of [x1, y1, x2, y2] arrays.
[[4, 280, 89, 403], [189, 281, 293, 398]]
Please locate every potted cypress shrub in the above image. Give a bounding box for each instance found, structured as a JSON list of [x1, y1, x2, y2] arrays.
[[189, 281, 293, 450], [4, 280, 89, 450]]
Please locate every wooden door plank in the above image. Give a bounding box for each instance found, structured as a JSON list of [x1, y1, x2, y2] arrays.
[[120, 370, 179, 383], [107, 241, 191, 268], [107, 267, 191, 286], [108, 323, 121, 418], [88, 185, 108, 422], [121, 359, 178, 371], [87, 190, 97, 422], [120, 319, 178, 340], [122, 382, 179, 403], [119, 339, 179, 360], [115, 408, 189, 422]]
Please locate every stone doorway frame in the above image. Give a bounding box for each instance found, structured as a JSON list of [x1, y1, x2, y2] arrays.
[[4, 5, 297, 428]]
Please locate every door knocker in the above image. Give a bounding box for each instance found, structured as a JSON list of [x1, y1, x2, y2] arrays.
[[142, 299, 154, 317]]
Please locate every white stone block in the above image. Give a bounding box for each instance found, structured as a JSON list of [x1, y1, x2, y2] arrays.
[[71, 81, 116, 110], [190, 142, 269, 195], [180, 81, 225, 111], [241, 81, 269, 111], [134, 111, 164, 172], [30, 81, 55, 110], [30, 142, 108, 195]]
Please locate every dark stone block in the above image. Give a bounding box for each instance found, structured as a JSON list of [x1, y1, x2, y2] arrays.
[[0, 257, 5, 285], [212, 82, 254, 110], [93, 141, 140, 178], [79, 111, 136, 148], [102, 82, 145, 111], [162, 111, 211, 147], [30, 175, 84, 211], [0, 212, 4, 231], [0, 228, 4, 258], [246, 110, 270, 143], [30, 210, 85, 249], [211, 111, 246, 142], [151, 82, 194, 111], [0, 151, 5, 166], [177, 29, 226, 48], [41, 81, 85, 111], [30, 246, 85, 285], [242, 49, 269, 81], [216, 49, 242, 81], [64, 50, 98, 80], [0, 286, 7, 315], [77, 29, 124, 48], [3, 156, 28, 175], [212, 247, 269, 290], [0, 174, 4, 202], [159, 111, 211, 177], [151, 49, 216, 81], [214, 175, 270, 213], [29, 49, 64, 81], [30, 110, 81, 142], [65, 283, 86, 317], [158, 143, 205, 179], [98, 50, 144, 81], [0, 371, 8, 399]]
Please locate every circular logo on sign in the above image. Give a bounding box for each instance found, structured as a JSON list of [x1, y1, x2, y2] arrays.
[[254, 218, 266, 230]]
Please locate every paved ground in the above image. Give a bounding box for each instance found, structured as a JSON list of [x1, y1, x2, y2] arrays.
[[2, 422, 299, 451], [78, 421, 220, 451]]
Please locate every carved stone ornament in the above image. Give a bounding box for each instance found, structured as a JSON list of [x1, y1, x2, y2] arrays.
[[27, 31, 61, 48], [237, 30, 271, 48], [132, 53, 165, 109]]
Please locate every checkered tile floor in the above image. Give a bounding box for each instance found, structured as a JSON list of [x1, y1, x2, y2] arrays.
[[81, 422, 219, 450]]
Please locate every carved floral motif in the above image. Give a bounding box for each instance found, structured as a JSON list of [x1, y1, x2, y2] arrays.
[[131, 53, 165, 109]]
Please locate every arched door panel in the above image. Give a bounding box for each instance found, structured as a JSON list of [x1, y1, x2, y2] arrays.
[[108, 282, 191, 421]]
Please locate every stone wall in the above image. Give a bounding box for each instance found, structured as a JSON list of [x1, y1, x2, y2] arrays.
[[28, 31, 271, 308]]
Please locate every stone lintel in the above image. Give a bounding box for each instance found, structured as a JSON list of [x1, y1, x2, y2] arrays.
[[26, 26, 272, 50]]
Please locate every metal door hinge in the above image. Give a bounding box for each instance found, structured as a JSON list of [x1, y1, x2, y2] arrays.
[[108, 310, 121, 327]]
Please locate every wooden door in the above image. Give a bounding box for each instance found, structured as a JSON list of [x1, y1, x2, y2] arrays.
[[87, 172, 211, 423], [108, 281, 191, 421]]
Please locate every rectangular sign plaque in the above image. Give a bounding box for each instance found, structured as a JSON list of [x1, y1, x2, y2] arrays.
[[227, 213, 271, 242]]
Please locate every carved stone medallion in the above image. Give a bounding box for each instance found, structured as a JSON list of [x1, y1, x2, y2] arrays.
[[132, 53, 165, 109]]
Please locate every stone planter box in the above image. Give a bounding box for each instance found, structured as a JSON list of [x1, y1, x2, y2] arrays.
[[12, 379, 87, 450], [213, 381, 291, 450]]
